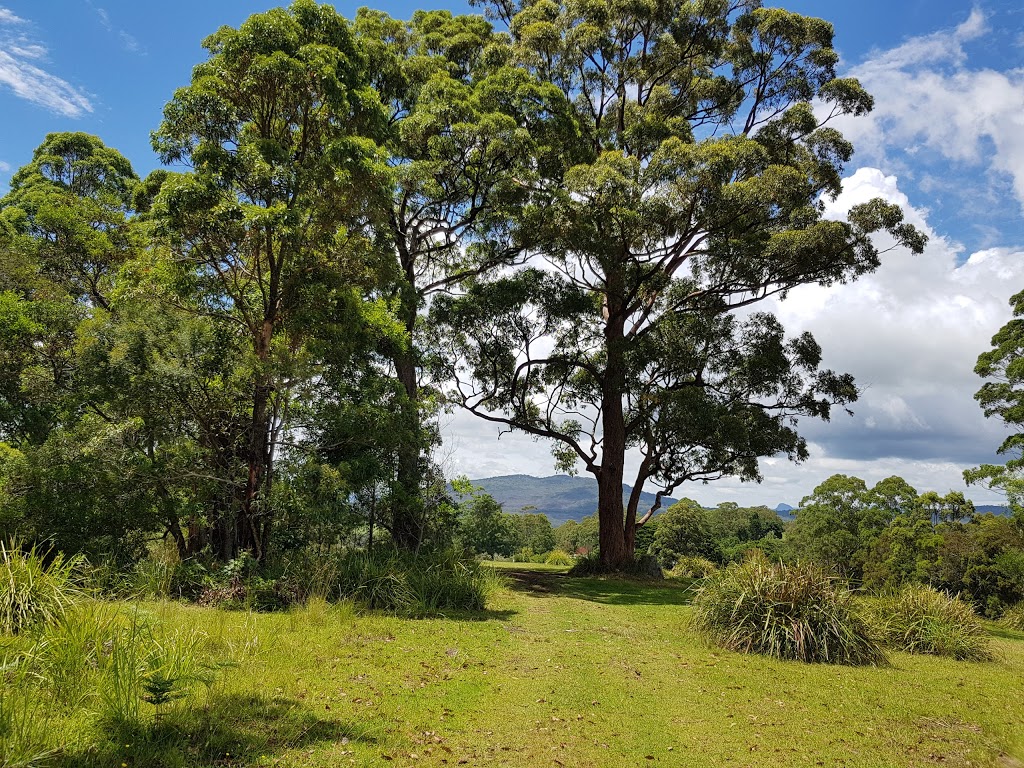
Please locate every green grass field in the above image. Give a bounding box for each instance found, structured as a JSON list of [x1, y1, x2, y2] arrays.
[[17, 566, 1024, 767]]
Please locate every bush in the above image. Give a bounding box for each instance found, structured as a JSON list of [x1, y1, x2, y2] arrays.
[[689, 553, 886, 665], [324, 548, 497, 614], [544, 550, 575, 566], [512, 547, 534, 563], [668, 555, 719, 579], [568, 552, 663, 579], [863, 586, 992, 661], [1, 540, 83, 635], [1001, 602, 1024, 631]]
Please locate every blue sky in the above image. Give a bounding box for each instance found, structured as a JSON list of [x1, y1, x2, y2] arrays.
[[2, 1, 1024, 506]]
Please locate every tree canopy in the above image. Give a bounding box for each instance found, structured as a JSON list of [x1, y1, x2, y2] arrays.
[[431, 0, 925, 566]]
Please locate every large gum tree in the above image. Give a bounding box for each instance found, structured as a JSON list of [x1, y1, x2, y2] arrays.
[[431, 0, 925, 567]]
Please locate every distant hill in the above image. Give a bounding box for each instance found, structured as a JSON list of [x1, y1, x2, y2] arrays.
[[771, 502, 1010, 520], [467, 474, 679, 525]]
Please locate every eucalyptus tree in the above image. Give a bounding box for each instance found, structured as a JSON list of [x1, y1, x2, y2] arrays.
[[151, 0, 389, 560], [0, 133, 140, 445], [431, 0, 926, 567], [352, 9, 537, 549], [966, 289, 1024, 523]]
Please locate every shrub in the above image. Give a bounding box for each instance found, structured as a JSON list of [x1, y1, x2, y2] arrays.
[[669, 555, 719, 579], [568, 552, 663, 579], [689, 553, 886, 665], [512, 547, 534, 563], [864, 586, 992, 661], [325, 549, 497, 614], [1, 540, 83, 635], [544, 550, 575, 566], [1001, 602, 1024, 631]]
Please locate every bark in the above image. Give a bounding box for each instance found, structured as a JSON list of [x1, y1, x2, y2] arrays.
[[596, 275, 632, 568], [392, 349, 424, 550]]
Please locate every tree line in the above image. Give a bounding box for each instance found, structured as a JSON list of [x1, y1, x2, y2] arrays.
[[0, 0, 944, 570]]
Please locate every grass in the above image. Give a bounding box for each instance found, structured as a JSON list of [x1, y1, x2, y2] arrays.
[[0, 541, 83, 635], [690, 556, 887, 665], [864, 586, 992, 661], [3, 563, 1023, 766]]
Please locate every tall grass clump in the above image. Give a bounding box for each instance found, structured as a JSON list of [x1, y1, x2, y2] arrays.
[[568, 552, 663, 579], [1, 540, 83, 635], [0, 654, 54, 768], [864, 586, 992, 661], [1001, 602, 1024, 631], [690, 553, 886, 665], [668, 555, 719, 580], [544, 550, 575, 566], [323, 549, 498, 614]]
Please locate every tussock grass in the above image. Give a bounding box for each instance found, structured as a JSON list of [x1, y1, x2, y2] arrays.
[[690, 553, 886, 665], [325, 549, 500, 614], [668, 555, 719, 579], [0, 540, 83, 635], [864, 585, 992, 661], [543, 550, 575, 566], [1001, 602, 1024, 631]]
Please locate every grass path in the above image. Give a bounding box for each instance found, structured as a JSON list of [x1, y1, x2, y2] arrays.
[[57, 570, 1024, 767]]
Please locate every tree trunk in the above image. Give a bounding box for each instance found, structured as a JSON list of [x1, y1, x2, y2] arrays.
[[596, 282, 632, 568], [391, 349, 423, 551]]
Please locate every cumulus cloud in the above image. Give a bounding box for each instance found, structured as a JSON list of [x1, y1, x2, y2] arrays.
[[441, 167, 1024, 507], [830, 9, 1024, 216], [0, 6, 93, 117]]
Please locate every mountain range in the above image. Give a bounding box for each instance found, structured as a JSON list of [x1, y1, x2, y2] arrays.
[[468, 475, 1011, 524], [467, 474, 679, 525]]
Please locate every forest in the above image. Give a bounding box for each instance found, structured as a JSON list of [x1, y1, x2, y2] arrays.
[[2, 1, 1024, 766]]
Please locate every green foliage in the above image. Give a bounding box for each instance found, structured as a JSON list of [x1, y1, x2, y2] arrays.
[[0, 540, 83, 635], [543, 549, 574, 566], [649, 499, 721, 569], [512, 512, 556, 555], [568, 552, 663, 579], [690, 554, 886, 665], [863, 586, 991, 661], [0, 653, 54, 768], [313, 548, 498, 614], [668, 556, 719, 580], [454, 480, 517, 558], [553, 515, 599, 554], [1001, 603, 1024, 631]]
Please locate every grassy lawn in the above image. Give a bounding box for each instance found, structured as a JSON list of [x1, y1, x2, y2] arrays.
[[31, 567, 1024, 767]]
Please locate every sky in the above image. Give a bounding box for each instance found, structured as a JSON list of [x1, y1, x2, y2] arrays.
[[2, 1, 1024, 508]]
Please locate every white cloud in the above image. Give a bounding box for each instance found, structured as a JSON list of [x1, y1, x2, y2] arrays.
[[0, 8, 93, 117], [830, 10, 1024, 214], [0, 160, 10, 172], [441, 168, 1024, 507]]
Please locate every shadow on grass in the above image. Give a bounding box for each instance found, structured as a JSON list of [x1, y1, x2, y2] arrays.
[[503, 568, 696, 606], [55, 692, 377, 768]]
